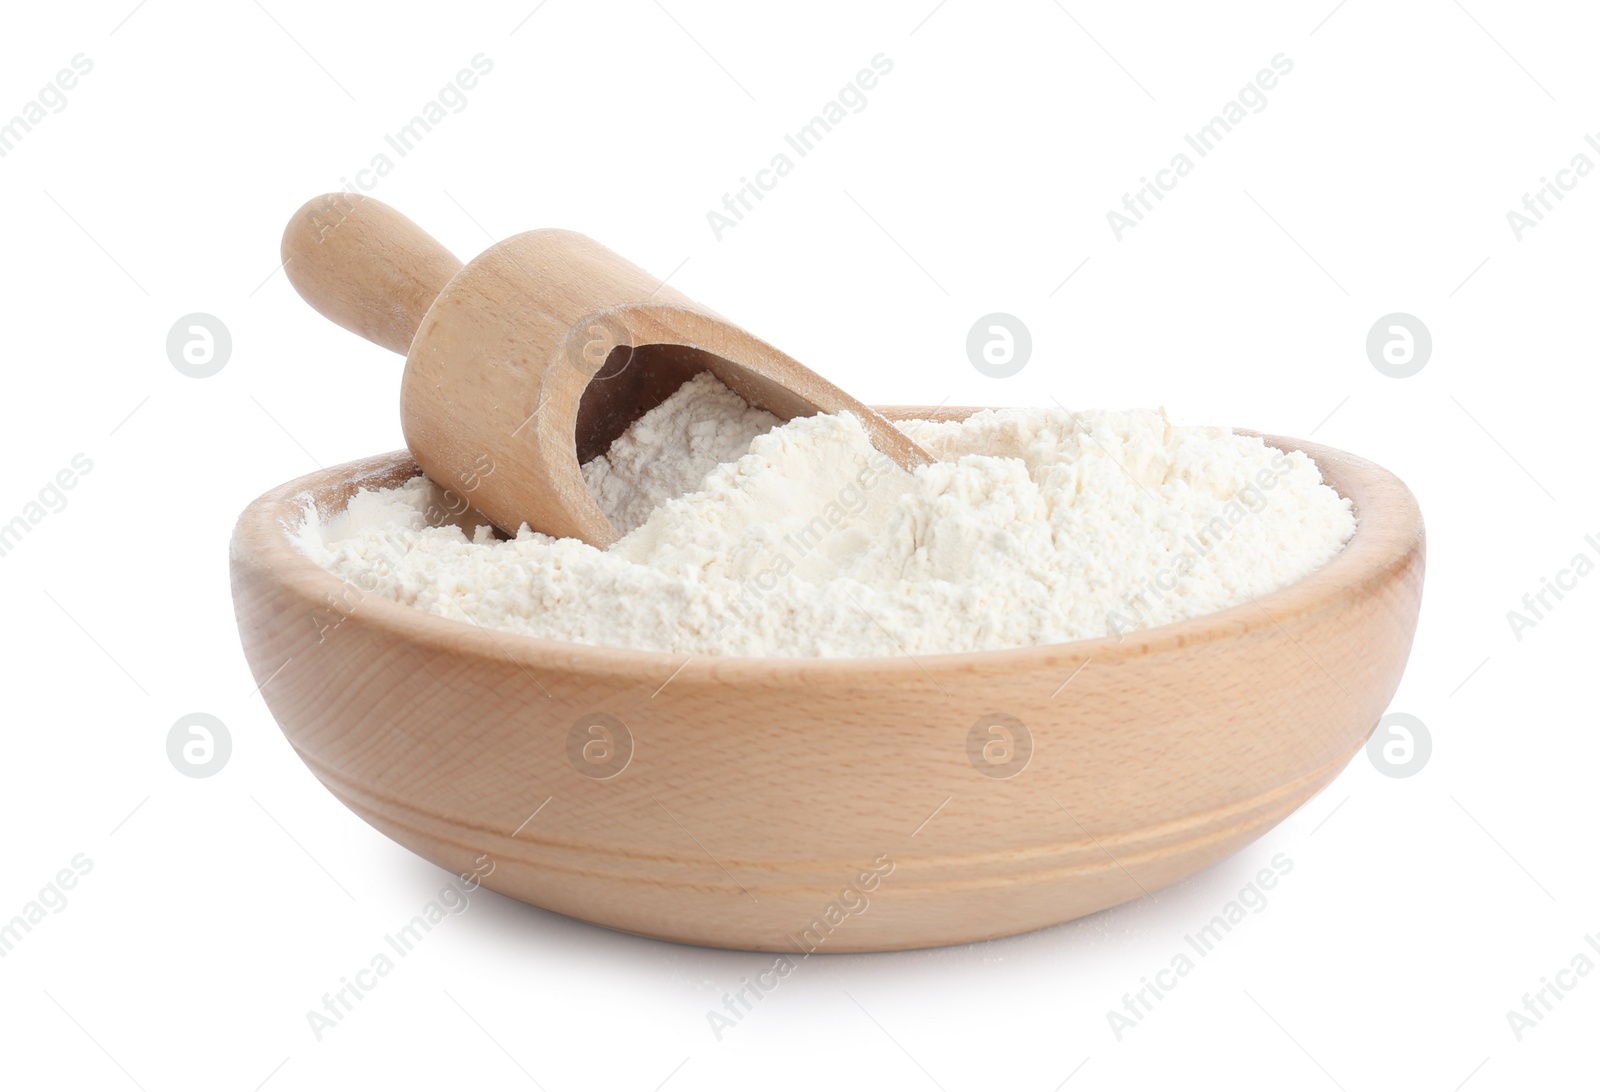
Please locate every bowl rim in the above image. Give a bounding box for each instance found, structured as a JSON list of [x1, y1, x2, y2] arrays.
[[231, 406, 1424, 683]]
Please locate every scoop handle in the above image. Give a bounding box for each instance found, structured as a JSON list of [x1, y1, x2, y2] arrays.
[[281, 193, 464, 356]]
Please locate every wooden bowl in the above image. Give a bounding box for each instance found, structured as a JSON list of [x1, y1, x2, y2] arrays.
[[230, 410, 1424, 952]]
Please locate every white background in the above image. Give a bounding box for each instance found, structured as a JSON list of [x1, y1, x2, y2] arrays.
[[2, 1, 1595, 1088]]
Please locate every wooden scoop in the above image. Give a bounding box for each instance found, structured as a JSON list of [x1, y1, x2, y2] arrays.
[[281, 193, 932, 546]]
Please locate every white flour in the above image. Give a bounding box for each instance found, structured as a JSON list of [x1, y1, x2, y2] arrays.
[[581, 372, 781, 536], [294, 373, 1356, 657]]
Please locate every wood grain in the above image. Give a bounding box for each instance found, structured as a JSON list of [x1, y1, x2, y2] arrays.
[[230, 416, 1425, 952]]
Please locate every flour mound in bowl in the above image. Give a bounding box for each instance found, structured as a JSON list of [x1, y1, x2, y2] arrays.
[[292, 373, 1356, 657]]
